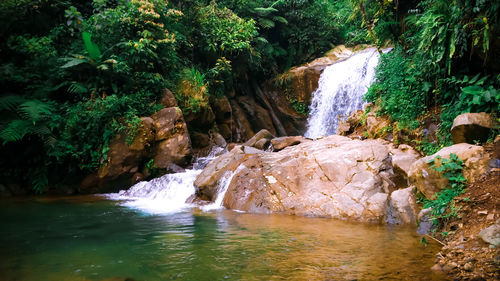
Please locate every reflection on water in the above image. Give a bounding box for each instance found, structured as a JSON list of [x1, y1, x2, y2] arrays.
[[0, 196, 448, 281]]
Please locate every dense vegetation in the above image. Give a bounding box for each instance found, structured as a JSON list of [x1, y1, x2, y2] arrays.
[[1, 0, 499, 192], [365, 0, 500, 154]]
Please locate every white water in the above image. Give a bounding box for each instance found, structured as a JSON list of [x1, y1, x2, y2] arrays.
[[105, 146, 228, 214], [201, 165, 245, 211], [304, 48, 381, 139]]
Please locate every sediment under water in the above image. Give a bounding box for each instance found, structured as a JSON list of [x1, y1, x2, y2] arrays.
[[0, 196, 447, 281]]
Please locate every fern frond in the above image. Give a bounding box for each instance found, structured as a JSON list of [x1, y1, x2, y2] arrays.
[[258, 18, 275, 29], [0, 119, 32, 144], [272, 16, 288, 25], [18, 100, 53, 123], [254, 7, 278, 16], [0, 95, 25, 112], [68, 82, 88, 95]]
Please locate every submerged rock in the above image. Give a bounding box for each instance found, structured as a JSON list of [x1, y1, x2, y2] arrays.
[[195, 135, 417, 223]]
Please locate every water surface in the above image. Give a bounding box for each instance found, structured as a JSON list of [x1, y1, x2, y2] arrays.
[[0, 196, 447, 281]]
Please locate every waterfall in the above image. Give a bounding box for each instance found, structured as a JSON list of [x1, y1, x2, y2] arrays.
[[105, 146, 226, 214], [304, 48, 381, 139]]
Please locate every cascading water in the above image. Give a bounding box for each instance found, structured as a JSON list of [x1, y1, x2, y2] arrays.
[[304, 47, 381, 139], [105, 146, 229, 214]]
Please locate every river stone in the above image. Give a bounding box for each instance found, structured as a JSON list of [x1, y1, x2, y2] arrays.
[[152, 107, 185, 141], [196, 135, 412, 223], [479, 219, 500, 246], [254, 138, 271, 150], [451, 112, 498, 144], [408, 143, 490, 199]]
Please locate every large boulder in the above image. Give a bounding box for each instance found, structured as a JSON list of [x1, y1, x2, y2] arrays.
[[195, 135, 416, 223], [80, 107, 191, 193], [408, 143, 490, 199], [451, 113, 498, 144], [386, 186, 418, 224], [152, 107, 191, 168]]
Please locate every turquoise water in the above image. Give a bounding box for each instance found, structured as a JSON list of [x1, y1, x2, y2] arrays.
[[0, 196, 447, 281]]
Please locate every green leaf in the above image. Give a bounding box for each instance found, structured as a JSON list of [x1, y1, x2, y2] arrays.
[[82, 32, 102, 62], [61, 57, 88, 68]]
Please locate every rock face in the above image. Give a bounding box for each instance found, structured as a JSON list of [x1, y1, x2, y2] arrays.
[[243, 129, 275, 148], [79, 107, 191, 193], [408, 143, 490, 199], [195, 135, 417, 223], [451, 113, 498, 144]]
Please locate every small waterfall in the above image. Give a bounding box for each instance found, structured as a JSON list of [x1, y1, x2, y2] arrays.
[[201, 165, 244, 211], [105, 146, 226, 214], [304, 48, 381, 139]]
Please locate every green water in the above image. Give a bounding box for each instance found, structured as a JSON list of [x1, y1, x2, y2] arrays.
[[0, 196, 447, 281]]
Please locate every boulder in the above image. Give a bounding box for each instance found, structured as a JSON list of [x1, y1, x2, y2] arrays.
[[479, 219, 500, 246], [196, 135, 415, 223], [386, 186, 418, 224], [243, 129, 275, 148], [152, 107, 184, 141], [271, 136, 309, 151], [451, 112, 498, 144], [389, 144, 421, 188], [408, 143, 490, 199], [154, 134, 191, 168], [81, 107, 192, 193], [160, 88, 177, 108]]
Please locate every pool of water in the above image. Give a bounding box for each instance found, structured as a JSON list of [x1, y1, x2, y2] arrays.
[[0, 196, 447, 281]]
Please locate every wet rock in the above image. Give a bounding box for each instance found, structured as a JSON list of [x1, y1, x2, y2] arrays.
[[131, 172, 145, 185], [154, 134, 191, 168], [271, 136, 309, 151], [408, 143, 490, 199], [211, 132, 227, 148], [389, 144, 421, 188], [160, 88, 177, 108], [479, 219, 500, 246], [451, 112, 498, 144]]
